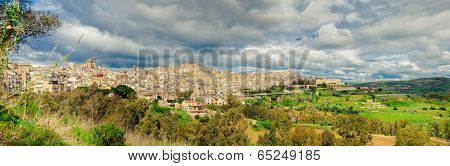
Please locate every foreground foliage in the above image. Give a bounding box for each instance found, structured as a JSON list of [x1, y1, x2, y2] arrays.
[[1, 84, 448, 146], [92, 124, 125, 146], [396, 126, 430, 146], [0, 105, 65, 146]]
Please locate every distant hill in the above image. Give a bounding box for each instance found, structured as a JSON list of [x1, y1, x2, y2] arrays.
[[352, 77, 449, 95]]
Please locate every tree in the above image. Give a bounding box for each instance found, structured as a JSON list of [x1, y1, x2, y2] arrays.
[[334, 115, 372, 146], [106, 99, 149, 132], [196, 109, 249, 146], [258, 129, 286, 146], [289, 126, 321, 146], [80, 93, 111, 122], [242, 105, 262, 119], [257, 118, 292, 146], [429, 121, 448, 139], [111, 85, 137, 100], [318, 83, 327, 88], [396, 125, 430, 146], [138, 110, 180, 140], [376, 88, 383, 93], [1, 0, 61, 73], [0, 0, 61, 49], [321, 130, 337, 146], [92, 124, 125, 146], [1, 0, 22, 72], [225, 93, 242, 109]]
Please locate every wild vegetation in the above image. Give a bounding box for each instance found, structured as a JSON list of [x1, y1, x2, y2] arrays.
[[352, 77, 450, 101], [0, 83, 448, 146]]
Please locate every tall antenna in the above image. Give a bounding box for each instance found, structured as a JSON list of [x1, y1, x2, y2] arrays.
[[55, 34, 84, 67]]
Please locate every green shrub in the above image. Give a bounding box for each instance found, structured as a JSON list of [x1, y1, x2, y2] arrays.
[[92, 124, 125, 146], [321, 130, 337, 146], [289, 126, 321, 146], [72, 126, 93, 145], [151, 101, 171, 114], [253, 119, 272, 130], [396, 126, 430, 146], [111, 85, 137, 100], [334, 115, 372, 146], [1, 106, 64, 146], [429, 120, 450, 140], [12, 122, 65, 146], [0, 106, 20, 124], [0, 122, 15, 145], [175, 109, 192, 124]]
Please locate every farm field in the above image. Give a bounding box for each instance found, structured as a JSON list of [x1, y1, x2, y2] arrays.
[[304, 90, 449, 125]]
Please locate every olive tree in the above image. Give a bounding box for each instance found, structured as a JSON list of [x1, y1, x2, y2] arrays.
[[396, 125, 430, 146], [1, 0, 61, 73]]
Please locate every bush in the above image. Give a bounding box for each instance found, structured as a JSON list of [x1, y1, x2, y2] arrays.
[[439, 107, 446, 111], [111, 85, 137, 100], [393, 107, 398, 110], [321, 130, 337, 146], [1, 106, 64, 146], [289, 126, 321, 146], [106, 99, 149, 131], [72, 126, 93, 145], [0, 106, 20, 124], [0, 122, 15, 145], [253, 119, 272, 130], [334, 115, 372, 146], [196, 109, 249, 146], [12, 122, 65, 146], [429, 120, 449, 140], [258, 129, 287, 146], [92, 124, 125, 146], [430, 106, 436, 110], [396, 126, 429, 146]]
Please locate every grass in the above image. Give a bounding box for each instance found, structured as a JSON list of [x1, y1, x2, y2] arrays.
[[1, 106, 66, 146], [368, 134, 396, 146], [293, 91, 450, 125], [174, 109, 192, 124], [246, 124, 267, 145], [359, 96, 449, 124], [368, 134, 449, 146], [71, 126, 94, 145], [252, 119, 272, 130], [360, 109, 447, 124]]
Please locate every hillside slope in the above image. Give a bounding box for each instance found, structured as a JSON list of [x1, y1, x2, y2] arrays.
[[352, 77, 449, 94]]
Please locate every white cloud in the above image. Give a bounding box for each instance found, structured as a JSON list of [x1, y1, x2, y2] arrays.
[[333, 69, 346, 75], [312, 23, 354, 49], [346, 12, 365, 23], [18, 0, 450, 81], [56, 22, 143, 55]]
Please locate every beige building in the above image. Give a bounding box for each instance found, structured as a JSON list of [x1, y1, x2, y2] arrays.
[[315, 78, 343, 87]]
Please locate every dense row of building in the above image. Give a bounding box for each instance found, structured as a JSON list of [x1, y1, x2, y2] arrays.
[[1, 58, 345, 113]]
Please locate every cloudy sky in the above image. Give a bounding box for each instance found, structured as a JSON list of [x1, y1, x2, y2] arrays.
[[13, 0, 450, 82]]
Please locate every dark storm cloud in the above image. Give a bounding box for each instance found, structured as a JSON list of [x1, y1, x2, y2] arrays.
[[15, 0, 450, 82]]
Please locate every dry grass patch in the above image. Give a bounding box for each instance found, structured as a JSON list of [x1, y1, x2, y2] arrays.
[[246, 125, 267, 145], [368, 134, 396, 146]]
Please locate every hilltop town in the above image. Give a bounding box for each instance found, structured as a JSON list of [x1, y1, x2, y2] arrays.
[[1, 58, 347, 114]]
